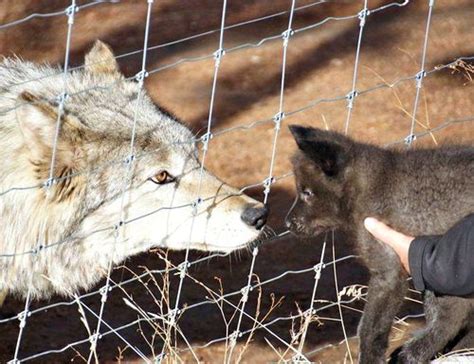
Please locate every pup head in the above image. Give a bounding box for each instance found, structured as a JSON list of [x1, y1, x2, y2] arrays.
[[285, 125, 353, 237]]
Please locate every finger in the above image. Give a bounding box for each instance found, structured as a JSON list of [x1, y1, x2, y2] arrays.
[[364, 217, 408, 247]]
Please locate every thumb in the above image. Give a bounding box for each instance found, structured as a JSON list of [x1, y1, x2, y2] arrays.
[[363, 217, 408, 247]]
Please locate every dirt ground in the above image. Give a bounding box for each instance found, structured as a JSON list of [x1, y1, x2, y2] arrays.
[[0, 0, 473, 363]]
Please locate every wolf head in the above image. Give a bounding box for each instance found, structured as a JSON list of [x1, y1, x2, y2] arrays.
[[285, 125, 355, 237], [0, 41, 268, 297]]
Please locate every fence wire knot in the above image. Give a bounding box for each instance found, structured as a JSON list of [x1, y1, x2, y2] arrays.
[[17, 310, 29, 329], [200, 132, 213, 151], [88, 332, 100, 352], [135, 70, 149, 84], [177, 261, 190, 279], [55, 91, 70, 105], [240, 286, 250, 303], [282, 29, 294, 47], [292, 353, 309, 363], [213, 48, 225, 67], [358, 8, 370, 27], [65, 4, 78, 24], [154, 353, 166, 363], [273, 111, 285, 131], [99, 286, 109, 303], [404, 133, 417, 145], [168, 308, 179, 326], [191, 197, 203, 215], [415, 70, 426, 88], [44, 177, 56, 189], [346, 90, 358, 109], [313, 262, 323, 280], [32, 244, 44, 256], [229, 330, 240, 346], [113, 220, 125, 233], [263, 176, 276, 197], [124, 154, 135, 165], [303, 308, 313, 318]]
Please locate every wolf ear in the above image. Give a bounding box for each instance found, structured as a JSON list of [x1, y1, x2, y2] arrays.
[[289, 125, 348, 177], [17, 92, 86, 200], [85, 40, 121, 77], [16, 91, 61, 157], [16, 92, 84, 157]]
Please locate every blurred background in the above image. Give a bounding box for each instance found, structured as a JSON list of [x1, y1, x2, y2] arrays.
[[0, 0, 473, 362]]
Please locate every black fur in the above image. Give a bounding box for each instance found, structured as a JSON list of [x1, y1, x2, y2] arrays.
[[287, 125, 474, 363]]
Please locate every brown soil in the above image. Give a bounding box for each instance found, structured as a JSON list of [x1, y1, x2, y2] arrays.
[[0, 0, 473, 363]]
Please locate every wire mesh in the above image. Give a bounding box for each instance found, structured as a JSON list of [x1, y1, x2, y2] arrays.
[[0, 0, 472, 362]]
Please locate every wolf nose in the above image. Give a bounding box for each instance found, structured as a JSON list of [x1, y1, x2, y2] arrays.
[[241, 204, 268, 230]]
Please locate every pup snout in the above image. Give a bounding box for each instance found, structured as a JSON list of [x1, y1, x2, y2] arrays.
[[285, 214, 300, 233], [241, 204, 268, 230], [285, 216, 298, 232]]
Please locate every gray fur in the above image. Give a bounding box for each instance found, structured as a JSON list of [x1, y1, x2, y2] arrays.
[[0, 41, 264, 300]]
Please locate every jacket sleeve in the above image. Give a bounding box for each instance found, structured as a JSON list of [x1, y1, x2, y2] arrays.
[[408, 213, 474, 296]]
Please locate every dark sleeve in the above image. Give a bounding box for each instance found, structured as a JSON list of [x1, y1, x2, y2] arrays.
[[408, 213, 474, 296]]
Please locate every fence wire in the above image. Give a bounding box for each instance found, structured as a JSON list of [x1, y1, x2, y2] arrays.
[[0, 0, 472, 362]]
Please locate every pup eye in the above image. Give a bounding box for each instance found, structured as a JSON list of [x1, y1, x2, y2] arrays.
[[302, 188, 314, 198], [150, 170, 175, 185]]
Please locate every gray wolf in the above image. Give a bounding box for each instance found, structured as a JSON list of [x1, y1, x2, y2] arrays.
[[0, 41, 268, 301], [286, 125, 474, 363]]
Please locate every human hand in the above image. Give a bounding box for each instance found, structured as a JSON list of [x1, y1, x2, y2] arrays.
[[364, 217, 415, 273]]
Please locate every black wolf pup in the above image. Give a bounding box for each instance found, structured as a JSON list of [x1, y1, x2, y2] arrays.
[[286, 125, 474, 363]]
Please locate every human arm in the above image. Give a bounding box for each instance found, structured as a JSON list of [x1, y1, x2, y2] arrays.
[[364, 214, 474, 296]]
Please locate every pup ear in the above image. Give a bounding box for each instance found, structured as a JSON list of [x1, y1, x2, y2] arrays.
[[289, 125, 348, 177], [85, 40, 121, 77], [289, 125, 313, 152]]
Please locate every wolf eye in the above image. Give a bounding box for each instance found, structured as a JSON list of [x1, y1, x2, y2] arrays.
[[150, 170, 175, 185]]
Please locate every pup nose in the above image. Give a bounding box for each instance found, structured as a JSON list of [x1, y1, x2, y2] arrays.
[[241, 204, 268, 230]]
